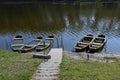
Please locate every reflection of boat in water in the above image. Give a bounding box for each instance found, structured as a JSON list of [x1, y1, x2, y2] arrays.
[[36, 36, 54, 51], [88, 35, 106, 53], [11, 35, 24, 51], [21, 37, 43, 53], [74, 35, 93, 52]]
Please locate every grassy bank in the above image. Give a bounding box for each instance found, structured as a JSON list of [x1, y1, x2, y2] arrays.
[[59, 56, 120, 80], [0, 50, 42, 80]]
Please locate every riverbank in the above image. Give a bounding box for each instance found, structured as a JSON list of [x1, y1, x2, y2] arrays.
[[58, 55, 120, 80], [1, 49, 120, 80], [63, 51, 120, 62]]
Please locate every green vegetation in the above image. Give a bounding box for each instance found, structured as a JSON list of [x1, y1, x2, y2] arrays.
[[59, 56, 120, 80], [0, 50, 42, 80]]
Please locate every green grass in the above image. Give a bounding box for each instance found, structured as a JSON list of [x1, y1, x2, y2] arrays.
[[0, 50, 42, 80], [59, 56, 120, 80]]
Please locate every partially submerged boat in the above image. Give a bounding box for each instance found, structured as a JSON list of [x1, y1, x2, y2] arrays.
[[36, 36, 54, 51], [74, 35, 93, 52], [21, 37, 43, 52], [88, 35, 106, 52], [11, 35, 24, 51]]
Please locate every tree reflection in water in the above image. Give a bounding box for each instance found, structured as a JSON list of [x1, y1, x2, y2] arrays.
[[0, 3, 120, 54]]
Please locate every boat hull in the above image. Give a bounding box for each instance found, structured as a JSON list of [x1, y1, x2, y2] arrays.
[[88, 35, 106, 53], [74, 35, 93, 52], [20, 45, 36, 53], [36, 44, 51, 52], [36, 36, 54, 52], [88, 46, 103, 53], [11, 35, 24, 52], [75, 46, 89, 52]]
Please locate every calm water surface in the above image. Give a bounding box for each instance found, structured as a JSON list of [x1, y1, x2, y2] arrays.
[[0, 3, 120, 54]]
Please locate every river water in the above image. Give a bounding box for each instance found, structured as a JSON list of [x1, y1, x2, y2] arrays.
[[0, 3, 120, 54]]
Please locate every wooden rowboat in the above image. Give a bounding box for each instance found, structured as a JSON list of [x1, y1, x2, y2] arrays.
[[36, 36, 54, 51], [11, 35, 24, 51], [74, 35, 93, 52], [21, 37, 43, 52], [88, 34, 106, 53]]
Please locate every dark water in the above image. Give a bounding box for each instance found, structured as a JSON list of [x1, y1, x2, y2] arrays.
[[0, 3, 120, 54]]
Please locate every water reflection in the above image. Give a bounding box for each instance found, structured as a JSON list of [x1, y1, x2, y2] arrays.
[[0, 3, 120, 54]]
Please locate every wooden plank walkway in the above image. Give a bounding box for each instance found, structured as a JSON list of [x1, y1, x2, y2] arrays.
[[31, 48, 63, 80]]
